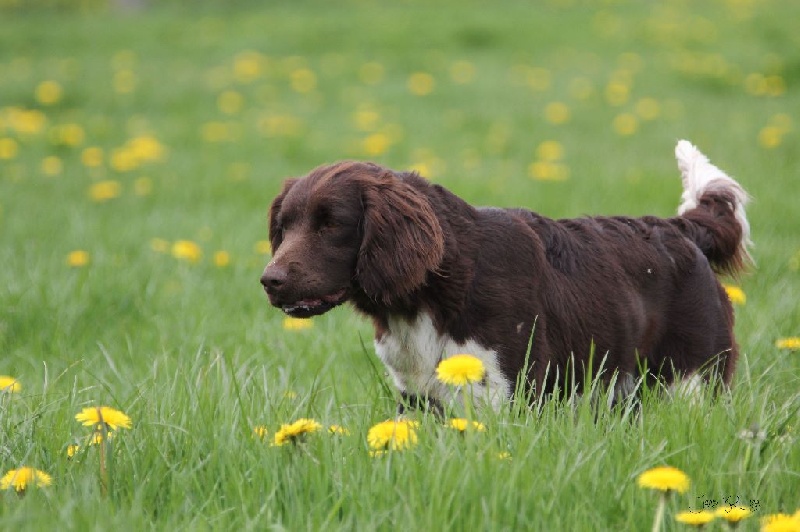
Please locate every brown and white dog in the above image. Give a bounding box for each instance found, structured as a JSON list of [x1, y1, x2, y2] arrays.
[[260, 141, 750, 410]]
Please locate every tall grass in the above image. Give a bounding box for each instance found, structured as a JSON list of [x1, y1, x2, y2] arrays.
[[1, 0, 798, 529]]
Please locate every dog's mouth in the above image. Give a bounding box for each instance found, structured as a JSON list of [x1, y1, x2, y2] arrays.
[[281, 288, 349, 318]]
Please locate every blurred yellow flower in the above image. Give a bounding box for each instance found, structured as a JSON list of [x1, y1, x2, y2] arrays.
[[407, 72, 435, 96], [353, 108, 380, 131], [201, 121, 234, 143], [81, 146, 104, 168], [758, 126, 783, 149], [8, 108, 46, 135], [253, 425, 268, 440], [497, 451, 512, 461], [775, 337, 800, 350], [760, 513, 800, 532], [715, 505, 752, 523], [367, 419, 419, 451], [283, 317, 313, 331], [0, 137, 18, 160], [233, 50, 266, 83], [55, 123, 85, 146], [328, 425, 350, 436], [635, 97, 661, 121], [544, 102, 570, 125], [723, 284, 746, 305], [605, 81, 630, 106], [290, 68, 317, 93], [0, 376, 21, 393], [213, 251, 230, 267], [89, 180, 121, 202], [1, 467, 52, 493], [447, 418, 486, 432], [66, 444, 80, 459], [254, 240, 272, 255], [171, 240, 202, 263], [528, 161, 569, 182], [128, 135, 166, 163], [41, 156, 63, 176], [536, 140, 564, 162], [110, 148, 138, 172], [525, 66, 551, 91], [218, 90, 244, 115], [75, 406, 132, 430], [612, 113, 638, 136], [35, 80, 63, 105], [436, 354, 486, 386], [113, 69, 137, 94], [66, 250, 90, 267], [675, 511, 716, 527], [272, 418, 322, 446], [450, 60, 476, 84], [362, 133, 390, 156], [637, 466, 690, 494]]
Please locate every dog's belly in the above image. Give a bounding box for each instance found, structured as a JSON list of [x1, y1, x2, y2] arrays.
[[374, 312, 511, 409]]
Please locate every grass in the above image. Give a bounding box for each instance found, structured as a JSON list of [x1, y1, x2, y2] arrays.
[[1, 0, 799, 529]]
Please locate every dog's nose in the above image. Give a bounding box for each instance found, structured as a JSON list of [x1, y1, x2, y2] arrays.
[[260, 264, 288, 290]]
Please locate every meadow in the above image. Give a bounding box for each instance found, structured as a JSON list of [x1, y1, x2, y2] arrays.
[[1, 0, 799, 529]]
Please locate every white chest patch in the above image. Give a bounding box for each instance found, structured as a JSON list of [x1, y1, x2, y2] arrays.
[[374, 312, 511, 410]]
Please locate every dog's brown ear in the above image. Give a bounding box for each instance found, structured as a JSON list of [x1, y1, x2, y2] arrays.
[[357, 171, 444, 303], [268, 178, 297, 251]]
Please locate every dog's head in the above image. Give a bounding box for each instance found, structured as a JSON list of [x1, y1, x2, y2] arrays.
[[260, 162, 445, 318]]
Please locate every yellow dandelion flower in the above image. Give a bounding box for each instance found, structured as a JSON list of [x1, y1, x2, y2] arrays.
[[36, 81, 63, 105], [81, 146, 104, 168], [254, 240, 272, 255], [127, 135, 165, 163], [66, 444, 80, 459], [450, 60, 476, 84], [1, 467, 52, 493], [723, 284, 746, 305], [536, 140, 565, 162], [213, 251, 230, 267], [612, 113, 639, 136], [497, 451, 512, 461], [218, 90, 244, 115], [407, 72, 435, 96], [436, 354, 486, 386], [758, 126, 783, 149], [113, 69, 137, 94], [775, 337, 800, 350], [272, 418, 322, 446], [367, 419, 419, 451], [362, 133, 390, 156], [75, 406, 132, 430], [290, 68, 317, 94], [233, 50, 266, 83], [761, 513, 800, 532], [66, 250, 90, 267], [544, 102, 570, 125], [0, 376, 21, 393], [635, 97, 661, 121], [41, 156, 63, 177], [0, 137, 19, 160], [253, 425, 269, 440], [605, 81, 630, 106], [88, 180, 121, 202], [171, 240, 202, 263], [447, 418, 486, 432], [56, 123, 85, 146], [637, 466, 690, 494], [283, 317, 313, 331], [328, 425, 350, 436], [675, 511, 716, 527], [715, 506, 752, 523]]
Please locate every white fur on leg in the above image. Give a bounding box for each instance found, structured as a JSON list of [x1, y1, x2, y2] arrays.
[[674, 140, 752, 260]]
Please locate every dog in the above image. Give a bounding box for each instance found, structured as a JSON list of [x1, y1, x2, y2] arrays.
[[260, 140, 750, 411]]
